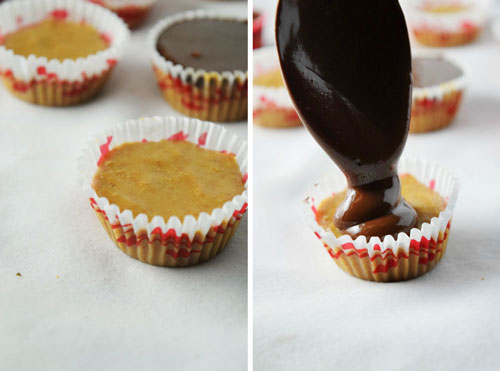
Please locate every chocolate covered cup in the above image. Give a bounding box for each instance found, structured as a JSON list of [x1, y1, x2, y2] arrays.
[[149, 11, 248, 123], [411, 54, 466, 133]]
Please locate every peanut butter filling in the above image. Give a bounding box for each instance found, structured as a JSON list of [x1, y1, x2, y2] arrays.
[[254, 69, 285, 88], [3, 19, 108, 60], [422, 4, 469, 14], [92, 140, 245, 220]]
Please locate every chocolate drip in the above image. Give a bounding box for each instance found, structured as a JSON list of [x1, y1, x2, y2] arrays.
[[276, 0, 417, 238]]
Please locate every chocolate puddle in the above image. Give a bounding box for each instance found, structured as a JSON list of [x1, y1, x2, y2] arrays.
[[156, 19, 247, 73], [276, 0, 417, 238]]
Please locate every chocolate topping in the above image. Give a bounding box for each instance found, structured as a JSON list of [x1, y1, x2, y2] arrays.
[[276, 0, 417, 238], [156, 19, 247, 73], [413, 56, 463, 87]]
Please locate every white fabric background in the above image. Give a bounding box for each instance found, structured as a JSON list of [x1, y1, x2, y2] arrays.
[[253, 1, 500, 370], [0, 1, 248, 370]]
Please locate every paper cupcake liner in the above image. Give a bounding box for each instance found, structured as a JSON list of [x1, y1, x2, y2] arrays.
[[77, 116, 248, 267], [149, 10, 248, 123], [253, 45, 301, 129], [412, 28, 480, 47], [411, 89, 463, 133], [0, 0, 129, 106], [411, 53, 466, 133], [304, 158, 459, 282], [89, 0, 157, 28], [404, 0, 492, 46]]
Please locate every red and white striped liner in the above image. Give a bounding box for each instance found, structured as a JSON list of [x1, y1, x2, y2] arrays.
[[0, 0, 129, 105], [304, 158, 459, 282], [77, 116, 248, 267], [253, 45, 301, 128], [148, 10, 248, 123]]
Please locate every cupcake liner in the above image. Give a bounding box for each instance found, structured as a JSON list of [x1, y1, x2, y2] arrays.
[[149, 10, 248, 123], [89, 0, 157, 28], [0, 0, 129, 106], [77, 116, 248, 267], [404, 0, 492, 46], [304, 158, 459, 282], [411, 53, 466, 133], [253, 45, 301, 129]]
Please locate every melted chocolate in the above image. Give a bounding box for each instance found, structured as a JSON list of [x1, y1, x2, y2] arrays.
[[156, 19, 247, 73], [276, 0, 417, 238]]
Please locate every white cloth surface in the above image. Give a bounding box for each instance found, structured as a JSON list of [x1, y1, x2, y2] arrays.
[[253, 1, 500, 370], [0, 1, 248, 371]]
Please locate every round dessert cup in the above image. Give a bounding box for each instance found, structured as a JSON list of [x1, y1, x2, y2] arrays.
[[304, 158, 459, 282], [0, 0, 129, 106], [78, 116, 248, 267], [405, 0, 492, 47], [410, 53, 466, 133], [253, 46, 301, 129], [89, 0, 157, 29], [149, 10, 248, 123]]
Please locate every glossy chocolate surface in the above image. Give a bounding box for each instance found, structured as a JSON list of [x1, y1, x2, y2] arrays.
[[276, 0, 417, 238], [156, 19, 247, 73]]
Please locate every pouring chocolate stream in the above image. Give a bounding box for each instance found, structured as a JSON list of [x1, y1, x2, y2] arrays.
[[276, 0, 417, 238]]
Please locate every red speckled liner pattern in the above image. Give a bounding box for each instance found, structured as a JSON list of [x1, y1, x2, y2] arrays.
[[405, 0, 491, 47], [0, 0, 129, 106], [410, 54, 466, 133], [411, 90, 464, 133], [149, 11, 248, 123], [78, 117, 248, 267]]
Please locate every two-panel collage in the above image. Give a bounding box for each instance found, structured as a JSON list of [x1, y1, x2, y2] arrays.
[[1, 0, 500, 370]]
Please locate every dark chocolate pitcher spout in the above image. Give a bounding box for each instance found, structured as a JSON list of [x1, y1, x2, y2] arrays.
[[276, 0, 417, 238]]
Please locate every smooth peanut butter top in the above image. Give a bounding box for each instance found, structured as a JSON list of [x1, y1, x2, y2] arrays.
[[254, 69, 285, 88], [92, 140, 245, 221], [316, 174, 446, 238], [3, 19, 108, 60]]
